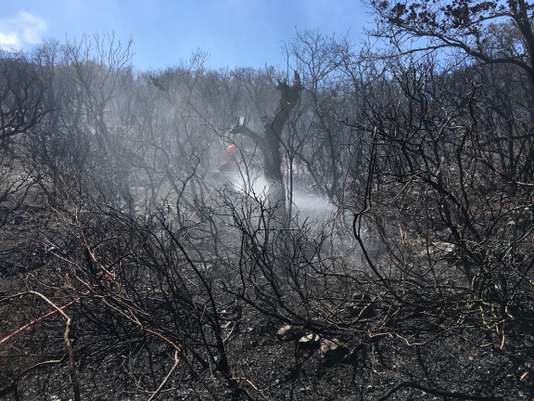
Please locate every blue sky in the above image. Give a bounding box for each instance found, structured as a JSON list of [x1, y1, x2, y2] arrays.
[[0, 1, 372, 71]]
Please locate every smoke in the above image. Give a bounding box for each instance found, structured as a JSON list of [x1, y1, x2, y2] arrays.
[[290, 189, 334, 214], [229, 170, 334, 218]]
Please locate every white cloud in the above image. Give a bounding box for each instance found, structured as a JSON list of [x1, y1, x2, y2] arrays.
[[0, 11, 47, 51], [0, 32, 20, 49]]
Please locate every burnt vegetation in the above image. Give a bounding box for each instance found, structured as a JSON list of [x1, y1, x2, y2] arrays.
[[1, 2, 534, 400]]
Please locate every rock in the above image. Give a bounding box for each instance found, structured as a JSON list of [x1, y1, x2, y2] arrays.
[[297, 333, 321, 350], [320, 338, 353, 366], [320, 338, 340, 354], [276, 324, 306, 341], [276, 324, 291, 337]]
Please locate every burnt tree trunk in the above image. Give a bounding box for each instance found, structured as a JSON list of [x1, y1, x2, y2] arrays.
[[232, 72, 302, 218]]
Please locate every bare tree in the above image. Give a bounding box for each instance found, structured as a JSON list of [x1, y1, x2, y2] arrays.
[[230, 72, 303, 216]]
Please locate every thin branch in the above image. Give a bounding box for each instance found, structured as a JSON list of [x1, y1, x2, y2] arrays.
[[146, 350, 180, 401]]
